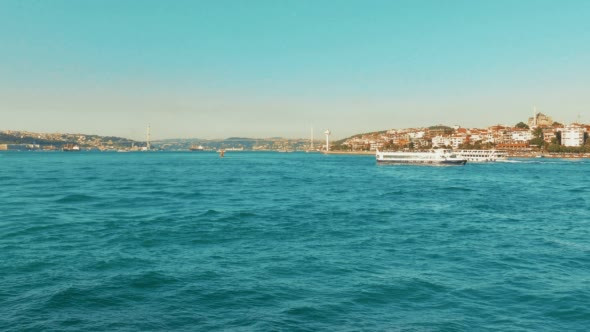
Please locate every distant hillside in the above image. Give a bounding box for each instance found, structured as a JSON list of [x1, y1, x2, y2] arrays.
[[153, 137, 319, 151], [333, 130, 388, 145], [0, 130, 138, 149]]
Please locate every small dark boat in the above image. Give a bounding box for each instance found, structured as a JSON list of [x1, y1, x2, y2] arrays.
[[63, 144, 81, 152]]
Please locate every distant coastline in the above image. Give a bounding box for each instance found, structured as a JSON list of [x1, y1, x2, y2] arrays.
[[2, 111, 590, 155]]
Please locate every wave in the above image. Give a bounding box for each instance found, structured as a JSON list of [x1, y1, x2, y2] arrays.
[[199, 209, 221, 217], [439, 186, 475, 192], [55, 194, 98, 203]]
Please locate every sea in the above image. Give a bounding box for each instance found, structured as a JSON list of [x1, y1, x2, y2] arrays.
[[1, 151, 589, 331]]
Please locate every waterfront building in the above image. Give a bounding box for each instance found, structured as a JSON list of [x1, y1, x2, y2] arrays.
[[431, 134, 466, 149], [431, 135, 451, 148], [481, 131, 496, 144], [487, 125, 509, 143], [369, 141, 384, 151], [469, 133, 483, 142], [412, 138, 430, 147], [390, 133, 409, 146], [496, 142, 530, 150], [407, 131, 425, 139], [498, 130, 512, 143], [449, 135, 467, 148], [0, 144, 34, 151], [542, 128, 557, 143], [559, 124, 586, 147], [510, 129, 533, 142]]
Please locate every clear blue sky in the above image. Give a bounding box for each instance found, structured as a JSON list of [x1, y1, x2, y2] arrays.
[[1, 0, 589, 140]]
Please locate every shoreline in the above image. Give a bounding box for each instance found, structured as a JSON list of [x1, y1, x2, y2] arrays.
[[326, 150, 590, 159], [324, 151, 375, 155], [2, 149, 590, 159], [507, 153, 590, 159]]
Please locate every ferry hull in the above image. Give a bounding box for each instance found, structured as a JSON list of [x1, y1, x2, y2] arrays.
[[375, 149, 467, 166], [377, 159, 466, 166]]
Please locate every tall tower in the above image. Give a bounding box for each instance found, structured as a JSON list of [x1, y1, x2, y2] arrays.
[[533, 106, 537, 127], [310, 127, 314, 150], [146, 125, 151, 151], [324, 129, 331, 152]]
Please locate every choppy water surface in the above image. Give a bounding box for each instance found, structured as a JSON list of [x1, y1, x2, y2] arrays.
[[1, 152, 589, 331]]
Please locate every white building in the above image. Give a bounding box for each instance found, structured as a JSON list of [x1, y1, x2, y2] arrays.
[[449, 135, 467, 148], [482, 131, 496, 144], [369, 141, 384, 151], [560, 125, 586, 147], [469, 133, 483, 142], [431, 135, 451, 148], [542, 128, 557, 143], [510, 130, 533, 142], [407, 131, 425, 139]]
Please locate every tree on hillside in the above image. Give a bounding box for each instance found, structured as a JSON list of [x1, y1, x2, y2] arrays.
[[529, 127, 545, 150], [459, 140, 483, 150], [515, 122, 529, 129], [530, 137, 545, 149], [428, 125, 454, 135]]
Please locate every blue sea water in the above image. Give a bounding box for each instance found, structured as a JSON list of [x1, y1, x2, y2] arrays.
[[1, 151, 589, 331]]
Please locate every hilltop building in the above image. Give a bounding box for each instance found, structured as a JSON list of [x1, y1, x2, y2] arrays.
[[528, 112, 553, 128]]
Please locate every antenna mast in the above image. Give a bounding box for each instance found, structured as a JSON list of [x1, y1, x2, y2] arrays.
[[146, 125, 151, 150]]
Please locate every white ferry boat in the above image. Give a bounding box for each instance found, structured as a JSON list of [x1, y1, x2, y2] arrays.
[[457, 150, 507, 162], [376, 149, 467, 165]]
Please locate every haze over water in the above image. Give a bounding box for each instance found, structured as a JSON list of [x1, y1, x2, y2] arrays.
[[2, 1, 590, 138], [2, 152, 589, 331]]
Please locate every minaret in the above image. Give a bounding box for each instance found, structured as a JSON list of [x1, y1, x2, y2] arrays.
[[533, 106, 537, 127], [310, 127, 314, 150], [146, 125, 151, 150], [324, 129, 331, 152]]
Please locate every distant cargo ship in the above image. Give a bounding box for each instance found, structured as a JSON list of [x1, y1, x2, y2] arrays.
[[189, 145, 205, 151], [457, 150, 507, 162], [376, 149, 467, 165], [63, 144, 81, 152]]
